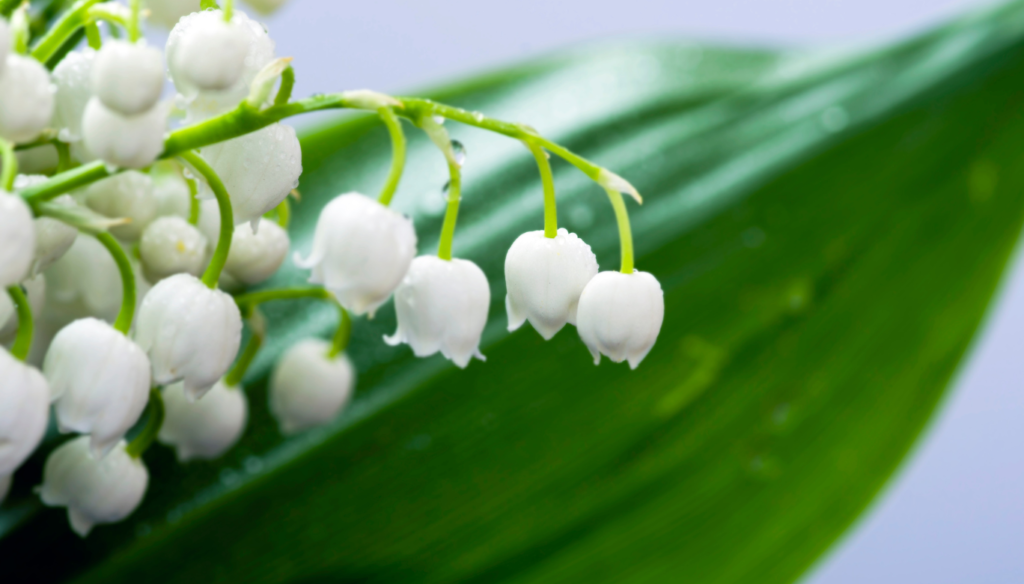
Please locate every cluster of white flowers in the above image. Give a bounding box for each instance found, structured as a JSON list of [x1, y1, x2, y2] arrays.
[[0, 0, 662, 539]]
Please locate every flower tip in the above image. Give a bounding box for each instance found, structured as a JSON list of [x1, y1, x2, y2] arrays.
[[597, 169, 642, 204], [68, 508, 95, 538]]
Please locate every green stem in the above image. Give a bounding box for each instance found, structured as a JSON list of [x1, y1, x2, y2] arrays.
[[180, 151, 234, 288], [222, 0, 232, 21], [274, 66, 295, 106], [1, 138, 16, 191], [223, 328, 262, 387], [128, 0, 140, 42], [234, 287, 351, 356], [273, 197, 290, 229], [377, 107, 406, 206], [84, 21, 102, 49], [20, 94, 627, 207], [437, 160, 461, 261], [200, 0, 219, 10], [55, 141, 72, 173], [30, 0, 104, 64], [6, 286, 34, 362], [605, 188, 635, 274], [10, 3, 29, 54], [126, 388, 164, 459], [95, 232, 137, 334], [525, 140, 558, 238], [186, 176, 200, 225]]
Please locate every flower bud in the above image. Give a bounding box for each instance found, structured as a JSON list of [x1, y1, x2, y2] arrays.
[[0, 191, 35, 287], [224, 219, 289, 285], [269, 339, 354, 434], [85, 171, 158, 242], [44, 318, 152, 458], [135, 273, 242, 400], [385, 256, 490, 368], [296, 193, 416, 316], [82, 97, 169, 169], [198, 123, 302, 227], [575, 271, 664, 369], [52, 49, 96, 159], [504, 229, 598, 340], [32, 196, 79, 276], [39, 437, 148, 537], [0, 347, 50, 476], [152, 162, 193, 219], [148, 0, 199, 29], [0, 55, 54, 143], [92, 41, 164, 116], [139, 216, 208, 282], [171, 16, 248, 92], [159, 379, 247, 461], [0, 273, 45, 343]]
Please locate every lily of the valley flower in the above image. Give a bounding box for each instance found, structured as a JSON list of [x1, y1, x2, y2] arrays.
[[0, 55, 54, 144], [39, 437, 148, 537], [0, 347, 50, 477], [92, 41, 165, 116], [385, 256, 490, 368], [169, 13, 249, 92], [139, 216, 208, 282], [269, 339, 355, 434], [575, 271, 664, 369], [85, 171, 159, 242], [52, 49, 96, 160], [505, 228, 598, 340], [198, 123, 302, 227], [82, 97, 169, 169], [224, 218, 289, 285], [44, 318, 152, 458], [32, 195, 79, 276], [159, 380, 248, 461], [135, 273, 242, 400], [0, 191, 35, 287], [296, 192, 417, 316]]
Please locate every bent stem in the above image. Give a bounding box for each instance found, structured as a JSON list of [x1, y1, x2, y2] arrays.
[[525, 140, 557, 238], [6, 286, 34, 361], [179, 151, 234, 289], [224, 327, 263, 387], [234, 287, 352, 357], [30, 0, 104, 64], [126, 388, 164, 459], [95, 232, 137, 334], [186, 176, 200, 225], [0, 138, 16, 191], [605, 188, 635, 274], [377, 107, 407, 206], [438, 160, 462, 261], [128, 0, 140, 42]]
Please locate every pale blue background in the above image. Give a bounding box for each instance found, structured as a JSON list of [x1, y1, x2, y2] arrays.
[[251, 1, 1024, 582]]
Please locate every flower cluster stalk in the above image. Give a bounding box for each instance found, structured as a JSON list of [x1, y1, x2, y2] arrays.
[[95, 232, 137, 334], [377, 107, 406, 207], [525, 140, 558, 238], [179, 151, 234, 289], [125, 388, 165, 459], [6, 285, 34, 361]]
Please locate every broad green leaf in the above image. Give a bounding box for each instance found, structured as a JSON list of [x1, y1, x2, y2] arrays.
[[5, 2, 1024, 582]]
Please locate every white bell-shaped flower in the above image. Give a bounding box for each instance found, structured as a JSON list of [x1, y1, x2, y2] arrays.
[[82, 97, 169, 169], [0, 55, 54, 143], [39, 437, 148, 537], [148, 0, 199, 28], [158, 379, 247, 461], [224, 219, 288, 285], [296, 192, 416, 316], [169, 13, 247, 92], [52, 49, 96, 159], [32, 196, 79, 276], [44, 318, 152, 457], [504, 229, 598, 340], [92, 40, 164, 116], [43, 234, 122, 323], [198, 123, 302, 227], [575, 270, 664, 369], [134, 273, 242, 400], [385, 256, 490, 368], [244, 0, 288, 15], [0, 191, 35, 288], [85, 171, 158, 242], [0, 347, 50, 476], [0, 273, 45, 343], [269, 339, 355, 434], [139, 216, 208, 282], [167, 9, 274, 116]]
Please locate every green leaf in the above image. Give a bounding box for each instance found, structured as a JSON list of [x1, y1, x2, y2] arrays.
[[6, 3, 1024, 582]]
